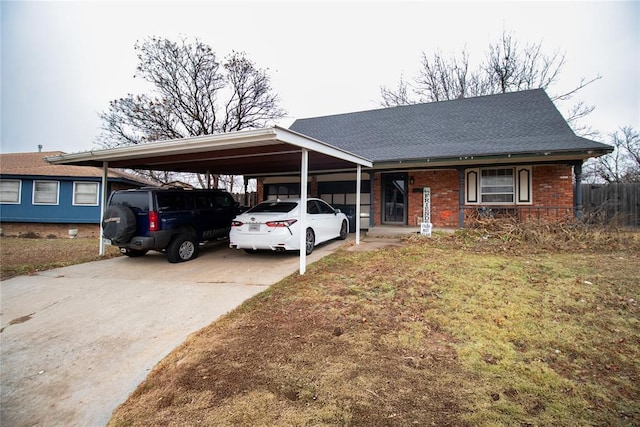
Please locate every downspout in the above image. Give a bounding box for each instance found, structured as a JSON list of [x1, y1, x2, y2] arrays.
[[458, 168, 465, 229], [574, 161, 583, 221], [100, 162, 108, 255]]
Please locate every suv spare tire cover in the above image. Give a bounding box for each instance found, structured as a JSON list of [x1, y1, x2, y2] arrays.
[[102, 206, 137, 244]]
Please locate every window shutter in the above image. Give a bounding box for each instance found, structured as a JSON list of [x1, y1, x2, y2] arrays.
[[516, 167, 532, 204], [465, 169, 479, 204]]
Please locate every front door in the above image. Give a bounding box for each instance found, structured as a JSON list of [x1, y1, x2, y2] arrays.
[[382, 173, 407, 224]]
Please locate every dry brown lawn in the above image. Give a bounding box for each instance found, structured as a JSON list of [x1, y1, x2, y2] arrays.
[[0, 237, 120, 280], [106, 228, 640, 426], [1, 229, 637, 425]]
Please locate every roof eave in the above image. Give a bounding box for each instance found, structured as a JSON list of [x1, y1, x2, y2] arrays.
[[45, 128, 283, 165], [45, 127, 373, 171], [372, 148, 613, 169]]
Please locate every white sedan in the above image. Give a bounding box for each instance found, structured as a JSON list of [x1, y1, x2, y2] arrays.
[[229, 198, 349, 255]]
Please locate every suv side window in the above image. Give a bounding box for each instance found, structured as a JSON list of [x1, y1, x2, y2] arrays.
[[110, 192, 149, 211], [195, 193, 214, 209], [157, 192, 188, 211], [214, 193, 234, 208]]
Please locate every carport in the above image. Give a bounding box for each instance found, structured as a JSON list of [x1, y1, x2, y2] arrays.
[[47, 126, 372, 274]]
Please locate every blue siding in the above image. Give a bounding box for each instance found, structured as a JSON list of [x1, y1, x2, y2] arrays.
[[0, 177, 103, 224]]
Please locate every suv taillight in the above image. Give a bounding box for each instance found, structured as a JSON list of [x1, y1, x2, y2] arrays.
[[149, 211, 159, 231]]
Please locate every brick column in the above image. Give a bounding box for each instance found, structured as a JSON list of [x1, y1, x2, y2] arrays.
[[257, 178, 265, 202]]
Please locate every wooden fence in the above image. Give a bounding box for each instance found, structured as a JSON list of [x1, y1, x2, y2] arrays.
[[581, 183, 640, 227]]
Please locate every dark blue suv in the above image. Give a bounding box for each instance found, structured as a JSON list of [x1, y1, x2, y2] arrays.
[[102, 188, 238, 263]]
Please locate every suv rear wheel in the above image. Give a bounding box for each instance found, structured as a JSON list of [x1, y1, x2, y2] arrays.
[[167, 233, 198, 263]]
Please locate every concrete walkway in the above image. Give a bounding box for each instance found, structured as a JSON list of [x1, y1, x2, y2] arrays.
[[0, 239, 346, 427]]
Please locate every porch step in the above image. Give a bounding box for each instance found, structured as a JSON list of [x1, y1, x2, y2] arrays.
[[363, 226, 456, 238], [363, 226, 421, 238]]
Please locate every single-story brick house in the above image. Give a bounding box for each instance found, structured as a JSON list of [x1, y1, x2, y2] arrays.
[[45, 89, 613, 234], [0, 151, 148, 235], [253, 89, 612, 229]]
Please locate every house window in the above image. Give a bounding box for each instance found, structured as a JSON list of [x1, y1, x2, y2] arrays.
[[481, 168, 515, 203], [0, 179, 21, 204], [33, 180, 59, 205], [73, 182, 99, 206], [465, 167, 532, 205]]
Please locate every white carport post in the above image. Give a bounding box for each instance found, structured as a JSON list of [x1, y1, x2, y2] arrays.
[[355, 164, 362, 245], [99, 161, 108, 255], [299, 149, 309, 275]]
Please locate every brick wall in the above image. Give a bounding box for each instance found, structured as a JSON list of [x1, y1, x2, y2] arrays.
[[373, 170, 461, 228], [531, 164, 573, 207], [379, 164, 574, 228], [310, 176, 318, 198], [372, 173, 381, 225], [0, 223, 100, 238], [257, 178, 265, 202], [408, 170, 460, 228]]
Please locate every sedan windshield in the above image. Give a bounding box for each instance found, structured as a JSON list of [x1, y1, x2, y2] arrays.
[[248, 201, 297, 213]]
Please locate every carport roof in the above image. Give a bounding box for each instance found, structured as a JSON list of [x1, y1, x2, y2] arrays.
[[46, 126, 372, 175]]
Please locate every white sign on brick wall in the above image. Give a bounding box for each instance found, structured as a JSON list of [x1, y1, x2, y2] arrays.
[[423, 187, 431, 224], [421, 187, 432, 237]]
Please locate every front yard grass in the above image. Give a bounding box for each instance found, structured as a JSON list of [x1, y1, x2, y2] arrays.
[[109, 230, 640, 426], [0, 237, 120, 280]]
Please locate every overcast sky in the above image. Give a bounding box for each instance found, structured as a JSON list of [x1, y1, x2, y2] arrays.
[[1, 0, 638, 154]]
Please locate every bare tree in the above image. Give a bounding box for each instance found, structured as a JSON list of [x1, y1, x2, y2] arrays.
[[379, 30, 600, 135], [380, 74, 412, 107], [584, 126, 640, 183], [96, 37, 285, 186], [414, 49, 476, 102], [484, 31, 564, 93]]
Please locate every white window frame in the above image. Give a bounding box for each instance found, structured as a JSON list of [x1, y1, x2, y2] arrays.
[[33, 180, 60, 205], [481, 168, 516, 204], [465, 166, 532, 205], [72, 181, 100, 206], [0, 179, 22, 204]]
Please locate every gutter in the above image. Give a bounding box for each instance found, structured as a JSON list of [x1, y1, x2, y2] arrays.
[[372, 148, 613, 169]]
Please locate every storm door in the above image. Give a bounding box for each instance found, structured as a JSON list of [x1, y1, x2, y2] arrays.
[[382, 173, 407, 224]]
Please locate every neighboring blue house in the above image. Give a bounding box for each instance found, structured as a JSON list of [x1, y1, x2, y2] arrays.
[[0, 151, 148, 224]]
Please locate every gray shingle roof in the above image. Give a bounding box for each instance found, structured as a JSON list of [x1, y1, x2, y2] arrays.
[[0, 151, 150, 184], [290, 89, 612, 162]]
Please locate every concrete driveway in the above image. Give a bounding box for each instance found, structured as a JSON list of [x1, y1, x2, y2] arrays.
[[0, 238, 347, 427]]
